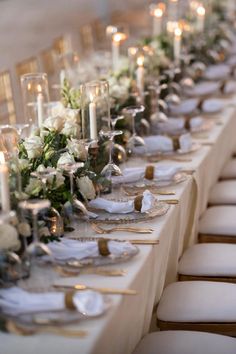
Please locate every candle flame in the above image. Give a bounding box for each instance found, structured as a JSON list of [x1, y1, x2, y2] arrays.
[[197, 5, 205, 16], [153, 8, 163, 18], [128, 47, 138, 57], [174, 27, 182, 37], [37, 84, 42, 93], [0, 151, 5, 164], [112, 32, 127, 43], [137, 55, 144, 67]]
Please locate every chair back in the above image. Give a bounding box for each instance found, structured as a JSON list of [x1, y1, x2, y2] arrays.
[[0, 71, 16, 124]]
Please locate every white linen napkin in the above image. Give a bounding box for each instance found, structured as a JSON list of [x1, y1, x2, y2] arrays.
[[157, 117, 203, 133], [204, 64, 230, 80], [88, 190, 156, 213], [134, 133, 192, 154], [168, 98, 198, 115], [111, 165, 181, 185], [202, 99, 224, 113], [45, 238, 137, 260], [187, 81, 220, 97], [0, 287, 105, 316]]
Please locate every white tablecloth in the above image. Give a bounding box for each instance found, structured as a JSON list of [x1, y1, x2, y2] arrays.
[[2, 99, 236, 354]]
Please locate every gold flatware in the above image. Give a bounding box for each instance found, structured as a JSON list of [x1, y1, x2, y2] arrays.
[[148, 156, 192, 163], [53, 284, 137, 295], [193, 134, 209, 140], [181, 169, 195, 174], [123, 188, 175, 196], [201, 142, 214, 146], [55, 266, 126, 277], [6, 320, 87, 338], [91, 223, 154, 234], [68, 236, 159, 245], [160, 199, 179, 205]]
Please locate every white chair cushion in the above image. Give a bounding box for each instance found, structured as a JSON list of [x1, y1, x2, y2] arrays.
[[221, 159, 236, 179], [209, 181, 236, 205], [157, 281, 236, 322], [133, 331, 236, 354], [178, 243, 236, 276], [199, 206, 236, 236]]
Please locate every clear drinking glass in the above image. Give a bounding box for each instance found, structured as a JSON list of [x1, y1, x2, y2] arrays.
[[20, 73, 50, 128], [122, 105, 146, 151], [18, 199, 51, 261]]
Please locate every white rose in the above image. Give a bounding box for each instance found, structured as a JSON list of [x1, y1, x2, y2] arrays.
[[61, 121, 81, 138], [76, 176, 96, 200], [23, 136, 43, 159], [66, 138, 87, 161], [0, 224, 20, 251], [18, 222, 31, 237], [49, 101, 65, 117], [19, 159, 30, 171], [43, 115, 65, 132], [57, 152, 75, 167], [25, 178, 43, 196], [64, 108, 80, 124]]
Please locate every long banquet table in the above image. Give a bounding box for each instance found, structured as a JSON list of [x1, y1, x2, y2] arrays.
[[2, 96, 236, 354]]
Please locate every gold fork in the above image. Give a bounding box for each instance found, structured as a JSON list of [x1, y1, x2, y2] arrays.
[[7, 320, 87, 338], [91, 223, 154, 234], [55, 265, 126, 277]]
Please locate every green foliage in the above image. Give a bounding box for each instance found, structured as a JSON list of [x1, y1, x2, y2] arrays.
[[61, 78, 80, 109]]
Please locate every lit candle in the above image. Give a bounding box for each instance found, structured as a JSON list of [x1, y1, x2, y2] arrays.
[[174, 27, 182, 64], [89, 95, 97, 140], [136, 55, 145, 96], [112, 32, 127, 72], [0, 152, 10, 213], [60, 69, 66, 87], [196, 5, 205, 32], [37, 85, 44, 127], [153, 8, 163, 36]]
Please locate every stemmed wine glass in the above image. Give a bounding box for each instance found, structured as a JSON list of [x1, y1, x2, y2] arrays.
[[100, 115, 124, 178], [18, 199, 51, 261], [0, 124, 29, 199], [57, 162, 84, 198], [122, 105, 146, 151], [31, 168, 57, 198]]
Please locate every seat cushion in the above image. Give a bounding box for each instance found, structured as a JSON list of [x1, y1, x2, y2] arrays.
[[209, 181, 236, 205], [157, 281, 236, 322], [178, 243, 236, 276], [199, 206, 236, 236], [133, 331, 236, 354], [221, 159, 236, 179]]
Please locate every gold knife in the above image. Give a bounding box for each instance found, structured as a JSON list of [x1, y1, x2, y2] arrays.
[[53, 284, 137, 295]]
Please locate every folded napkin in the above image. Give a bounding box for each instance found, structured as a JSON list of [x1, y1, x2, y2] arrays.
[[202, 99, 224, 113], [187, 81, 220, 97], [168, 98, 198, 115], [157, 117, 203, 133], [134, 133, 192, 154], [0, 286, 105, 316], [111, 165, 181, 185], [88, 190, 156, 214], [204, 64, 230, 80], [44, 238, 137, 261]]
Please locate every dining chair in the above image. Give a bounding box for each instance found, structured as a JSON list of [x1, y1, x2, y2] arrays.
[[79, 24, 94, 54], [156, 281, 236, 335], [53, 36, 72, 55], [178, 243, 236, 283], [92, 19, 107, 44], [40, 47, 56, 76], [198, 206, 236, 243], [16, 57, 39, 79], [0, 70, 16, 124], [133, 330, 236, 354], [208, 180, 236, 205], [220, 158, 236, 179]]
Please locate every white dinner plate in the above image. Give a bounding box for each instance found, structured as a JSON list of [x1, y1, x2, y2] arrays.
[[204, 64, 230, 81]]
